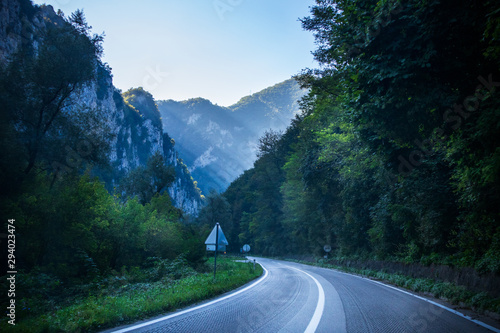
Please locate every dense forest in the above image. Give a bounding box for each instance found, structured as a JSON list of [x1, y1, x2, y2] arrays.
[[0, 2, 206, 317], [203, 0, 500, 273]]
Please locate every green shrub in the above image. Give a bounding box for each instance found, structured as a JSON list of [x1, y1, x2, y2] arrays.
[[0, 257, 263, 332]]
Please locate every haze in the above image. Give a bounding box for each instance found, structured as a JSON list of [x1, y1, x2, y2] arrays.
[[32, 0, 317, 106]]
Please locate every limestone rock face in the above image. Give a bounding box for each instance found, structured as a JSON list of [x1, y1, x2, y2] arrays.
[[0, 1, 203, 215]]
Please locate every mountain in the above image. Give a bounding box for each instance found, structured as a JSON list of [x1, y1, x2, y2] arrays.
[[0, 1, 203, 215], [112, 87, 203, 215], [157, 79, 307, 194], [1, 0, 305, 207]]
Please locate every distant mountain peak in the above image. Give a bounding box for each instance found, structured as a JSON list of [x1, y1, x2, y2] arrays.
[[157, 78, 308, 194]]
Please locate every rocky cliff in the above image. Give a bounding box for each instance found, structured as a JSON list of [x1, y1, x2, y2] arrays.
[[0, 0, 202, 215]]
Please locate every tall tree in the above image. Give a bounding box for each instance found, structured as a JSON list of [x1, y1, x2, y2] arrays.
[[0, 9, 106, 186], [119, 151, 175, 205]]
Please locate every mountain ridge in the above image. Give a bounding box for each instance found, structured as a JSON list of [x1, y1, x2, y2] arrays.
[[157, 79, 308, 194]]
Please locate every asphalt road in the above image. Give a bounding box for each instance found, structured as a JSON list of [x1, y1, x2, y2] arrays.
[[108, 257, 500, 333]]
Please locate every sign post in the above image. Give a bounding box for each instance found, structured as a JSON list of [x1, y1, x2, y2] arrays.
[[323, 244, 332, 259], [205, 223, 228, 279], [214, 223, 219, 279]]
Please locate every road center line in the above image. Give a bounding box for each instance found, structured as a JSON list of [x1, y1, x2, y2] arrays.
[[111, 263, 269, 333], [288, 266, 325, 333]]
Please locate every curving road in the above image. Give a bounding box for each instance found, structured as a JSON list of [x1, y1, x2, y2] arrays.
[[108, 257, 500, 333]]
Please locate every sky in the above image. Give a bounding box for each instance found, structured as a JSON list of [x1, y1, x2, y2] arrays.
[[32, 0, 318, 106]]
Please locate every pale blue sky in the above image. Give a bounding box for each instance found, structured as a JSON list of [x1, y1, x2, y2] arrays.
[[32, 0, 317, 106]]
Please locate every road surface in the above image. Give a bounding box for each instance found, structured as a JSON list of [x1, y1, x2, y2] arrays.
[[107, 257, 499, 333]]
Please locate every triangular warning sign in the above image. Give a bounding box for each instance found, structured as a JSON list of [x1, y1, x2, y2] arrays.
[[205, 223, 229, 245]]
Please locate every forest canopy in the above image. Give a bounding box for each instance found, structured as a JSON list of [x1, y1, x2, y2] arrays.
[[219, 0, 500, 272]]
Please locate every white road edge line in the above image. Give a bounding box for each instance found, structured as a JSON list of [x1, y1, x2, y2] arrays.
[[288, 267, 325, 333], [367, 278, 500, 333], [111, 263, 269, 333], [326, 265, 499, 333]]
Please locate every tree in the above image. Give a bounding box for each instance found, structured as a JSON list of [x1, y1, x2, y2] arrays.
[[0, 9, 106, 188], [256, 129, 283, 158], [295, 0, 500, 264], [10, 172, 113, 278], [198, 190, 231, 227], [119, 151, 175, 204]]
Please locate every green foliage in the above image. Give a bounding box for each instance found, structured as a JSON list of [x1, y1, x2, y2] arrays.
[[1, 257, 262, 332], [197, 190, 232, 233], [122, 87, 162, 128], [2, 172, 110, 278], [0, 168, 212, 327], [118, 151, 175, 204], [0, 8, 106, 180], [224, 0, 500, 274]]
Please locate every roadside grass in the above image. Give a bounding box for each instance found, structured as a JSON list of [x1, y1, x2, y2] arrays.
[[286, 258, 500, 317], [1, 256, 262, 333]]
